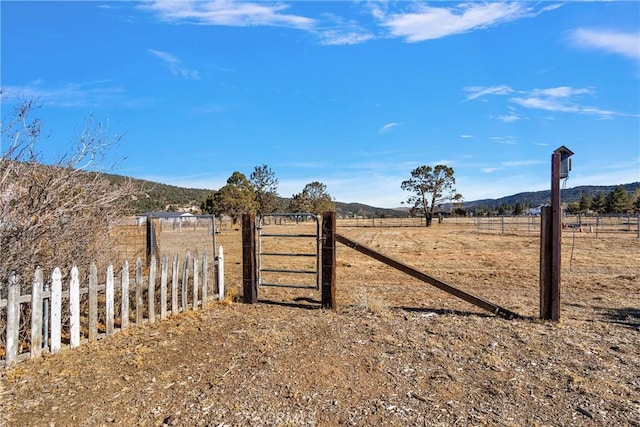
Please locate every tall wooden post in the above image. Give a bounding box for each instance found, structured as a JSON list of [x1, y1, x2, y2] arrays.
[[322, 211, 336, 309], [540, 148, 571, 321], [539, 206, 553, 319], [242, 213, 257, 304]]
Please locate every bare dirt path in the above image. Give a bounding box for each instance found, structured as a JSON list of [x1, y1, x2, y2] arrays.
[[2, 225, 639, 426]]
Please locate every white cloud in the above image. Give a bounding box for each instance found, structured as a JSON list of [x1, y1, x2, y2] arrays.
[[317, 30, 374, 46], [481, 167, 502, 173], [530, 86, 594, 98], [465, 84, 636, 119], [570, 28, 640, 60], [378, 122, 401, 134], [463, 85, 513, 102], [139, 0, 315, 30], [497, 114, 520, 123], [147, 49, 200, 80], [459, 134, 474, 138], [3, 80, 125, 107], [501, 160, 545, 167], [490, 136, 517, 145], [380, 2, 528, 42]]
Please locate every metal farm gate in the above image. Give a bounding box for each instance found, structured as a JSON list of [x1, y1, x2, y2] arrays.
[[256, 213, 321, 290]]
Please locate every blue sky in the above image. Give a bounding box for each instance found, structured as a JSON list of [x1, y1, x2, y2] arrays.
[[2, 1, 639, 208]]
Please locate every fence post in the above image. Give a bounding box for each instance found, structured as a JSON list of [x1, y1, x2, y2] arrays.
[[218, 246, 225, 301], [182, 252, 190, 310], [106, 264, 115, 336], [30, 268, 44, 359], [149, 255, 156, 323], [69, 266, 81, 348], [242, 213, 257, 304], [136, 258, 144, 325], [160, 255, 168, 320], [172, 253, 179, 314], [89, 263, 98, 341], [121, 260, 130, 330], [322, 212, 337, 309], [146, 216, 159, 266], [193, 251, 199, 310], [50, 268, 62, 354], [202, 251, 208, 304], [6, 274, 20, 366]]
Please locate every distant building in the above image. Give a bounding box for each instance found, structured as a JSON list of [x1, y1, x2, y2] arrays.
[[529, 205, 545, 215]]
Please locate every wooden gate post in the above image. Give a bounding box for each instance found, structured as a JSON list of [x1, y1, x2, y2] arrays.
[[242, 213, 257, 304], [322, 211, 336, 309], [539, 206, 553, 320]]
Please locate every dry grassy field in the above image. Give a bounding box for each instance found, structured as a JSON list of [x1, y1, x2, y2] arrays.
[[1, 221, 638, 426]]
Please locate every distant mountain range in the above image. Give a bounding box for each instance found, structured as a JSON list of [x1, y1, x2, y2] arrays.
[[464, 182, 639, 210], [108, 173, 638, 217]]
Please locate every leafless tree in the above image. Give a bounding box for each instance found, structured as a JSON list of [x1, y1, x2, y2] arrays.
[[1, 99, 139, 294]]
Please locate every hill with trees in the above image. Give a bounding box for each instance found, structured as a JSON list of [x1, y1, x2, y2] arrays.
[[105, 172, 639, 218], [464, 182, 640, 214]]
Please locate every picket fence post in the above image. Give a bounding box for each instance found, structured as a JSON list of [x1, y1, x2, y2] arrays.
[[160, 254, 168, 320], [106, 264, 114, 337], [31, 268, 44, 359], [69, 266, 80, 348], [136, 258, 143, 325], [171, 253, 179, 314], [182, 252, 190, 311], [193, 251, 199, 310], [6, 274, 20, 366], [89, 263, 98, 341], [202, 250, 209, 304], [50, 268, 62, 354], [121, 260, 130, 330], [217, 246, 225, 301]]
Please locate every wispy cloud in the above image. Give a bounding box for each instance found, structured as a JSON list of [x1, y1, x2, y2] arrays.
[[147, 49, 200, 80], [378, 2, 545, 43], [497, 114, 520, 123], [3, 80, 125, 107], [317, 30, 374, 46], [465, 84, 636, 119], [139, 0, 315, 30], [501, 160, 544, 167], [481, 167, 502, 173], [463, 85, 513, 102], [490, 136, 517, 145], [379, 122, 401, 134], [496, 107, 522, 123], [459, 134, 474, 138], [570, 28, 640, 60]]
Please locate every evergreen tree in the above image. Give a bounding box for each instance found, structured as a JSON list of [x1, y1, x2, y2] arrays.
[[288, 181, 335, 215], [514, 202, 523, 216], [579, 194, 592, 213], [210, 172, 256, 223], [250, 164, 280, 215], [605, 186, 630, 213], [592, 192, 606, 213]]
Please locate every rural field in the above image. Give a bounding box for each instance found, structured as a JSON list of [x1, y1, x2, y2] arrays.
[[1, 220, 639, 426]]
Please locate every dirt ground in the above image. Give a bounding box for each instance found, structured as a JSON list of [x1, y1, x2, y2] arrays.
[[1, 222, 639, 426]]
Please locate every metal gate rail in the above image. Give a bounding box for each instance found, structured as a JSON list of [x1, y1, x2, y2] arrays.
[[257, 213, 320, 290]]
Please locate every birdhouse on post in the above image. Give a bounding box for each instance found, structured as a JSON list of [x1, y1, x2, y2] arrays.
[[555, 145, 574, 179], [540, 146, 574, 321]]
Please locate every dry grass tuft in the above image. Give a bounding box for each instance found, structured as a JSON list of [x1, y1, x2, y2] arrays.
[[354, 292, 387, 315]]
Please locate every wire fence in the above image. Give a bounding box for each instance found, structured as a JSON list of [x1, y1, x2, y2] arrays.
[[475, 214, 640, 238]]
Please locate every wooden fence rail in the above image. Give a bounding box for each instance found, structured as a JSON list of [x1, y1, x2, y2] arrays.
[[0, 246, 225, 368]]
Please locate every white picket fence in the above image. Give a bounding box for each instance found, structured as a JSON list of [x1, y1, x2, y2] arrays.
[[0, 246, 225, 368]]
